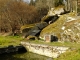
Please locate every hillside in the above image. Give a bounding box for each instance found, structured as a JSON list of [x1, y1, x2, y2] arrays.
[[40, 12, 80, 42]]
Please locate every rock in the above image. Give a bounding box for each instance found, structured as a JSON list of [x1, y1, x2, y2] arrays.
[[29, 30, 41, 36], [47, 5, 65, 16], [26, 35, 38, 40], [24, 22, 48, 38], [25, 27, 40, 38], [61, 20, 80, 42], [41, 15, 59, 24], [20, 24, 35, 37], [40, 12, 80, 42], [41, 5, 65, 23], [35, 22, 48, 30], [20, 24, 35, 33]]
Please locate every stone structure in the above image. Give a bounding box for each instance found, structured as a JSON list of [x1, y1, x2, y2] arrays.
[[21, 42, 69, 58]]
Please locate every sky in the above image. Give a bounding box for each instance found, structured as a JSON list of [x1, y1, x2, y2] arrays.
[[23, 0, 30, 3], [23, 0, 35, 3]]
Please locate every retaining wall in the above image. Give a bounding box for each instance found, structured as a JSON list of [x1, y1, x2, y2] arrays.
[[21, 42, 69, 58]]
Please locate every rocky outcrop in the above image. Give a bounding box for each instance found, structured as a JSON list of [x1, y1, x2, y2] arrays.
[[40, 12, 80, 42], [20, 5, 79, 43], [61, 19, 80, 42], [20, 24, 35, 37], [26, 35, 38, 40], [21, 6, 66, 39], [41, 5, 65, 23]]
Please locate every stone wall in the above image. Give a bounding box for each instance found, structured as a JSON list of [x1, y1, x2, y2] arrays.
[[21, 42, 69, 58]]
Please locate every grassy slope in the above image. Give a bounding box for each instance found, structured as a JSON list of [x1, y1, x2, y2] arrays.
[[0, 36, 24, 47]]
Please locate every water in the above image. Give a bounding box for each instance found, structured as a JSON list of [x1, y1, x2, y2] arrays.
[[0, 52, 53, 60]]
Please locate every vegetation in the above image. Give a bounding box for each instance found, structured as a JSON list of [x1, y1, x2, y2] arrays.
[[0, 0, 64, 35], [0, 0, 64, 47], [0, 0, 40, 35], [0, 36, 24, 47], [40, 12, 80, 42], [55, 0, 63, 7], [0, 0, 80, 60], [54, 49, 80, 60]]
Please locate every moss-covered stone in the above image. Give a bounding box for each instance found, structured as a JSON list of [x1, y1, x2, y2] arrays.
[[40, 12, 80, 42], [41, 5, 65, 22], [20, 24, 35, 33], [26, 35, 38, 40]]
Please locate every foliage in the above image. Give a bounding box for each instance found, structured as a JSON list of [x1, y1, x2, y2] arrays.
[[54, 0, 64, 7], [0, 0, 40, 34], [34, 0, 55, 21], [35, 0, 49, 20], [20, 24, 35, 32], [29, 0, 35, 6]]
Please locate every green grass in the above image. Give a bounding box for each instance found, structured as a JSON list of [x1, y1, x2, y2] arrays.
[[0, 36, 24, 47], [54, 49, 80, 60], [1, 35, 80, 60], [27, 40, 80, 49]]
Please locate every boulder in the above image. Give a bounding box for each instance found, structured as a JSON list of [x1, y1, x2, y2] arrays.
[[20, 24, 35, 34], [29, 30, 41, 36], [26, 35, 38, 40], [25, 26, 40, 38], [47, 5, 65, 16], [25, 22, 48, 38], [35, 22, 48, 30]]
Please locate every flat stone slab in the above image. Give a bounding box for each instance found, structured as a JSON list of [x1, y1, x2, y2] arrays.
[[21, 42, 69, 58]]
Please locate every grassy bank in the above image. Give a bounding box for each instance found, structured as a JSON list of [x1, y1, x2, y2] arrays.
[[0, 36, 80, 60], [54, 49, 80, 60], [0, 36, 24, 47]]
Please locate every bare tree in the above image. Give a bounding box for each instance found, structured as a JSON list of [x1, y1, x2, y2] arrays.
[[0, 0, 40, 35]]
